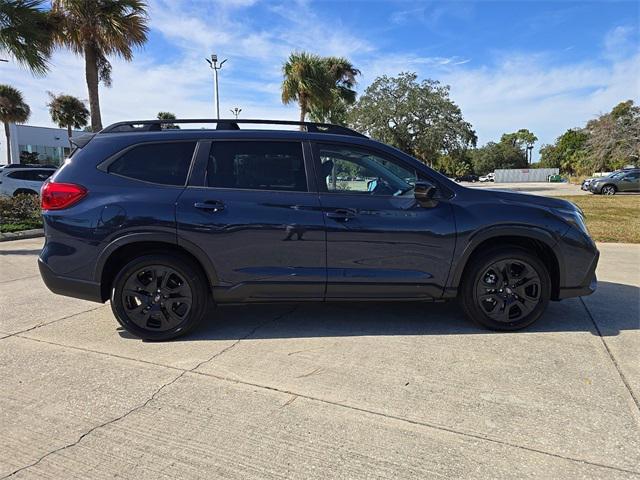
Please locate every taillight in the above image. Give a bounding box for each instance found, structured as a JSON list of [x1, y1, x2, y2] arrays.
[[41, 181, 87, 210]]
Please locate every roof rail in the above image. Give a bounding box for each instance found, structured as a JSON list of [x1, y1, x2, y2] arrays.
[[100, 118, 367, 138]]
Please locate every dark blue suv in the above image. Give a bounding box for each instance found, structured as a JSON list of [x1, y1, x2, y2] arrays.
[[38, 119, 599, 340]]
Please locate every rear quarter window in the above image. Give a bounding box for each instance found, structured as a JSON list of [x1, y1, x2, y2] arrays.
[[108, 142, 196, 186]]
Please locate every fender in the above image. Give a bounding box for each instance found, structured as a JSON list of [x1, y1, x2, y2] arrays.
[[93, 231, 219, 287], [446, 224, 565, 291]]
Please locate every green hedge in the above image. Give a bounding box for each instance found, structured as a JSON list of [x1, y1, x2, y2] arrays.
[[0, 194, 43, 233]]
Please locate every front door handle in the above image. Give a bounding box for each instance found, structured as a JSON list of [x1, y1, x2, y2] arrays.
[[326, 208, 357, 221], [194, 200, 225, 213]]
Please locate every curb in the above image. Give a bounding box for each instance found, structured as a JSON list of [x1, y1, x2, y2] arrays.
[[0, 228, 44, 242]]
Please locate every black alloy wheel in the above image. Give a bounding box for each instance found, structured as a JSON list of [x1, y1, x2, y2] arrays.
[[474, 259, 541, 323], [461, 247, 550, 330], [111, 254, 209, 340], [122, 265, 193, 331]]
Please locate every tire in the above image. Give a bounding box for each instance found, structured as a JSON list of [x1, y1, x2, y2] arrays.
[[110, 254, 209, 340], [460, 247, 551, 331], [601, 184, 616, 195]]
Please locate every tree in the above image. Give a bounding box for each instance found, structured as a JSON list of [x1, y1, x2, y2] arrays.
[[539, 129, 588, 175], [308, 56, 360, 125], [0, 84, 30, 163], [501, 129, 537, 164], [585, 100, 639, 171], [52, 0, 149, 132], [157, 111, 180, 129], [0, 0, 55, 76], [47, 93, 90, 147], [349, 72, 477, 165], [282, 52, 360, 127], [282, 52, 326, 126]]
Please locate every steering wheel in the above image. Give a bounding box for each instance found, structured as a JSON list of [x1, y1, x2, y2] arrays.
[[369, 178, 395, 196]]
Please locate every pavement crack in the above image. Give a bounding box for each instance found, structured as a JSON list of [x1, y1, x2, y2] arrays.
[[580, 297, 640, 412], [191, 370, 640, 476], [2, 306, 298, 479], [0, 305, 107, 341], [6, 304, 637, 477], [296, 367, 324, 379], [193, 306, 298, 371]]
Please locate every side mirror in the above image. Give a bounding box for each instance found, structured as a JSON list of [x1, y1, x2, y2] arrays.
[[414, 180, 437, 201]]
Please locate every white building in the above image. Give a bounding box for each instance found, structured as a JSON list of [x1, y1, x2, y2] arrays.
[[0, 124, 82, 166], [494, 168, 560, 183]]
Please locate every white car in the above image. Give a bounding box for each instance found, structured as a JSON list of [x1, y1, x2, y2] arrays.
[[479, 172, 495, 182], [0, 165, 56, 196]]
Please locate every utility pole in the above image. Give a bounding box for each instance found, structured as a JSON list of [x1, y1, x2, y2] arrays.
[[230, 107, 242, 119], [205, 54, 227, 119]]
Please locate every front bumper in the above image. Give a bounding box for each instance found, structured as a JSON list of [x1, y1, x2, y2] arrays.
[[556, 248, 599, 300], [38, 258, 103, 303]]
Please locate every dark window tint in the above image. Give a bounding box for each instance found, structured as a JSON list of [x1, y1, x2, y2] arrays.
[[108, 142, 196, 186], [207, 141, 307, 192], [8, 170, 54, 181]]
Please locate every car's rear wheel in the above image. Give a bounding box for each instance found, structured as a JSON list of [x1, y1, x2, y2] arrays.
[[601, 184, 616, 195], [460, 247, 550, 330], [111, 254, 209, 340]]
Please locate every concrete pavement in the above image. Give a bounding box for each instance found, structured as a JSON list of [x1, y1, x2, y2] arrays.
[[0, 238, 638, 479]]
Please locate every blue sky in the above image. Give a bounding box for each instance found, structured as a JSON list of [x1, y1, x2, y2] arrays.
[[1, 0, 639, 157]]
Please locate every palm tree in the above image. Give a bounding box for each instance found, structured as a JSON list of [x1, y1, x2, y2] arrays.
[[47, 93, 90, 147], [157, 111, 179, 129], [0, 0, 55, 76], [52, 0, 149, 132], [309, 56, 359, 125], [282, 52, 327, 128], [0, 84, 30, 163], [282, 52, 360, 127]]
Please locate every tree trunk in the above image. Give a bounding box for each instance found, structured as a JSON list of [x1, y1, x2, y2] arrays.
[[299, 96, 307, 130], [84, 43, 103, 132], [4, 122, 11, 164], [67, 125, 72, 149]]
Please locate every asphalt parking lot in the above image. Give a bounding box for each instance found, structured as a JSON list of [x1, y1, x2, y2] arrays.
[[1, 237, 639, 479]]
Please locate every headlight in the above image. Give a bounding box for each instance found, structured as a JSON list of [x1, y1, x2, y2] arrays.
[[556, 208, 589, 235]]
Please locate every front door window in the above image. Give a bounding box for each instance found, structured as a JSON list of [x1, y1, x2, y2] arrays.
[[317, 144, 418, 196]]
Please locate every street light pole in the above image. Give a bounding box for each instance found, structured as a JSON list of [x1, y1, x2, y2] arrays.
[[205, 54, 227, 119], [230, 107, 242, 119]]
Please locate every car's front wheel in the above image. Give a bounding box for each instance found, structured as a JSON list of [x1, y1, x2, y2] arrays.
[[460, 247, 550, 330], [111, 254, 209, 340], [601, 185, 616, 195]]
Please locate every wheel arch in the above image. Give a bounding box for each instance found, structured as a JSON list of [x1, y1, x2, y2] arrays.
[[449, 227, 563, 300], [96, 233, 218, 302]]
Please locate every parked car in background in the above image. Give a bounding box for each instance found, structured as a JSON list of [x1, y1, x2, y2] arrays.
[[582, 168, 638, 191], [38, 118, 598, 340], [0, 165, 57, 196], [479, 172, 494, 182], [455, 174, 479, 183], [589, 169, 640, 195]]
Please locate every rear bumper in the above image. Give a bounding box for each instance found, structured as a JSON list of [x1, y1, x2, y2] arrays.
[[38, 258, 103, 303]]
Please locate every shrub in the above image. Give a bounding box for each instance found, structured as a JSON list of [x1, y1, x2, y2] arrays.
[[0, 194, 42, 232]]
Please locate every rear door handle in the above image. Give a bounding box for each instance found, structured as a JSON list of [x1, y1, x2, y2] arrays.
[[194, 200, 225, 212], [326, 208, 357, 221]]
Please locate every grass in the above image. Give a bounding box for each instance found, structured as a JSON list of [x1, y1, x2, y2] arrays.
[[556, 195, 640, 243]]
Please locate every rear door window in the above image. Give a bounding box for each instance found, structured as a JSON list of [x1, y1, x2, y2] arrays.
[[108, 142, 196, 186], [207, 141, 307, 192]]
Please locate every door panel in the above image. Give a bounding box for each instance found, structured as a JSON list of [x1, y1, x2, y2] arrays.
[[313, 142, 456, 300], [176, 140, 326, 302], [321, 194, 455, 299]]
